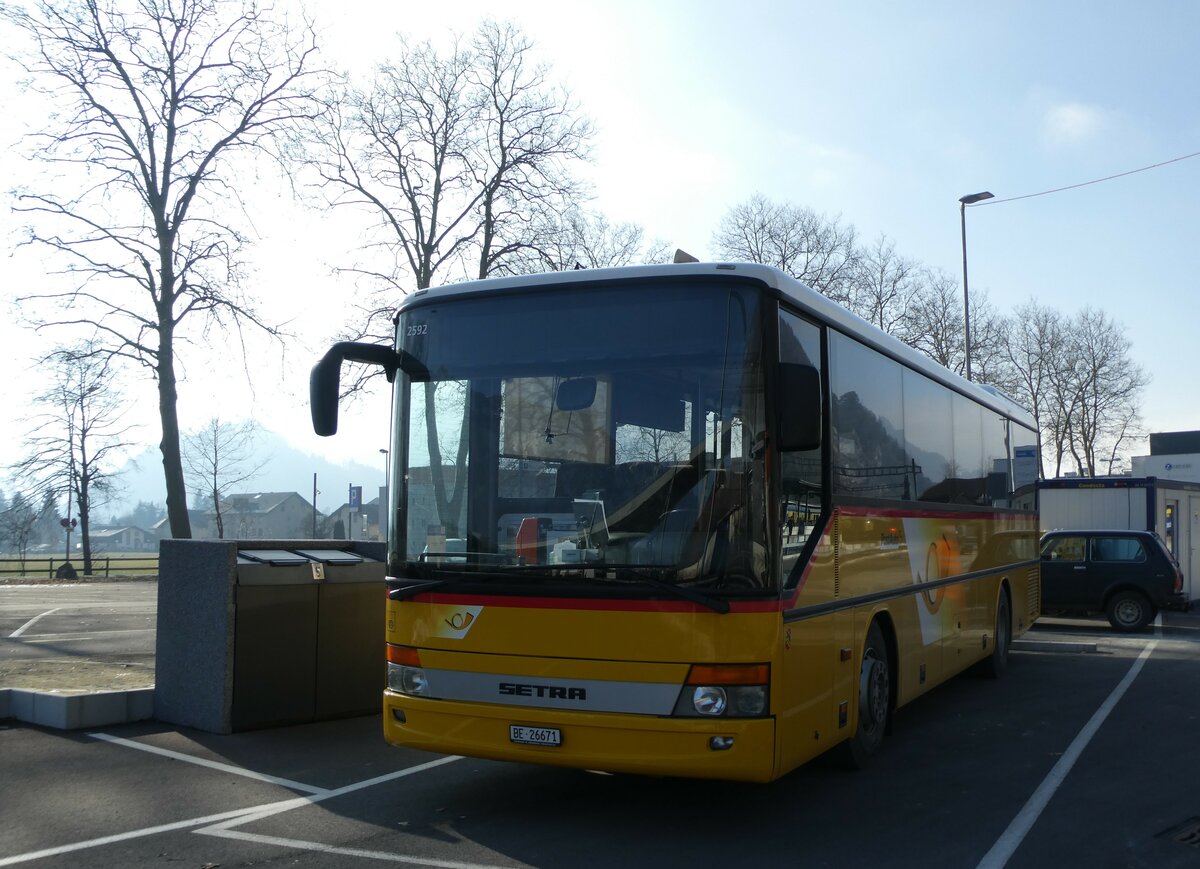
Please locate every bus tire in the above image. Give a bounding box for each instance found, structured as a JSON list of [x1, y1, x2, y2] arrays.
[[1106, 590, 1154, 632], [842, 621, 891, 769], [976, 589, 1010, 679]]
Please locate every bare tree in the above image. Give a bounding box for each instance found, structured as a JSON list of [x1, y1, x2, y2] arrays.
[[851, 234, 918, 334], [468, 21, 595, 279], [1000, 301, 1066, 479], [900, 269, 963, 370], [963, 292, 1010, 388], [1102, 404, 1145, 476], [1065, 308, 1149, 476], [508, 207, 671, 273], [1042, 344, 1085, 478], [1002, 302, 1148, 477], [310, 19, 592, 326], [9, 348, 133, 574], [182, 417, 266, 538], [900, 268, 1007, 384], [4, 0, 325, 538], [308, 19, 591, 536], [712, 195, 859, 304]]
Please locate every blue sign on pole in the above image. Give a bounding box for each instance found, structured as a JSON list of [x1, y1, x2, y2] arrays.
[[348, 485, 362, 509]]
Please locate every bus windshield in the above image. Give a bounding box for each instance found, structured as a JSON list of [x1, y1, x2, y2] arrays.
[[394, 279, 771, 594]]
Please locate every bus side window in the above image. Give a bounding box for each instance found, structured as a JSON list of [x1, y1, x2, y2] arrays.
[[779, 310, 825, 586]]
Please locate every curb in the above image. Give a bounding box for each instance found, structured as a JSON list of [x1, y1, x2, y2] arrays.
[[1012, 639, 1099, 653], [0, 575, 157, 586], [0, 687, 154, 730]]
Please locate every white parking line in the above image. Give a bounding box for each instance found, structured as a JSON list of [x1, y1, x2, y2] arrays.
[[20, 628, 156, 642], [0, 753, 463, 867], [9, 608, 61, 638], [0, 800, 303, 867], [195, 755, 464, 832], [89, 733, 330, 795], [201, 828, 513, 868], [976, 639, 1158, 869]]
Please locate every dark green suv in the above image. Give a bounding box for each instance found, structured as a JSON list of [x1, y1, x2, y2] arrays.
[[1040, 529, 1189, 631]]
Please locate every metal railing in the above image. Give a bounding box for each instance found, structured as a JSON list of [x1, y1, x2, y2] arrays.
[[0, 555, 159, 579]]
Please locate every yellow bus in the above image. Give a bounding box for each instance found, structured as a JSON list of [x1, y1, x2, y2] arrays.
[[310, 262, 1040, 782]]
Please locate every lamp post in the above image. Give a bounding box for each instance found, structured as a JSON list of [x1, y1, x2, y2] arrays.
[[379, 448, 390, 543], [958, 190, 993, 381]]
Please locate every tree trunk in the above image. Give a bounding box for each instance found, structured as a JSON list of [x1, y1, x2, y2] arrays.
[[213, 487, 225, 539], [79, 497, 92, 576], [78, 465, 93, 577], [159, 326, 192, 538]]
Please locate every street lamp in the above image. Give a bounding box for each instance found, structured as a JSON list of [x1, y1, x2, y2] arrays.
[[959, 190, 993, 381], [379, 448, 390, 543]]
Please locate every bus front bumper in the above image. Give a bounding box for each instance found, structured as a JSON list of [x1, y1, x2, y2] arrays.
[[383, 691, 778, 782]]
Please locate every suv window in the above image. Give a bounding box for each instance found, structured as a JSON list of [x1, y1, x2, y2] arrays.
[[1090, 537, 1146, 563], [1042, 536, 1085, 562]]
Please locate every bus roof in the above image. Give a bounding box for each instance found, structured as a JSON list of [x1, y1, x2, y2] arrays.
[[400, 262, 1037, 430]]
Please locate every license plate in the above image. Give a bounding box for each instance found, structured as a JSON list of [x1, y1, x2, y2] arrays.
[[509, 725, 561, 746]]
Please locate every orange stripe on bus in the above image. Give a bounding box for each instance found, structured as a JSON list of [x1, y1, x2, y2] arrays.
[[686, 663, 769, 685], [386, 644, 420, 666]]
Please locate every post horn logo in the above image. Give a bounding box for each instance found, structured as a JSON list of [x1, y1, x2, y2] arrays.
[[444, 611, 475, 631], [435, 604, 482, 637]]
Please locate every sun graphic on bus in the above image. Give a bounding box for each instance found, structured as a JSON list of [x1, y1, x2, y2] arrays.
[[922, 542, 945, 610]]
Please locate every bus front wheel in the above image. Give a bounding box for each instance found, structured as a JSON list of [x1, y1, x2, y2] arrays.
[[843, 621, 891, 769]]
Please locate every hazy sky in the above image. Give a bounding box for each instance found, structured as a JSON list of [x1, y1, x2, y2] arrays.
[[2, 0, 1198, 500]]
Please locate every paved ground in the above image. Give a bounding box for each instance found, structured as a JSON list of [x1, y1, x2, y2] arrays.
[[0, 581, 157, 691], [5, 580, 1200, 868], [4, 611, 1200, 868]]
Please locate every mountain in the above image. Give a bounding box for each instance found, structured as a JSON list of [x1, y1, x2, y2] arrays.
[[105, 430, 384, 521]]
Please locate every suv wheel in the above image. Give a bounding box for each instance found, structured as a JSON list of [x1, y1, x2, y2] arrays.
[[1105, 590, 1155, 632]]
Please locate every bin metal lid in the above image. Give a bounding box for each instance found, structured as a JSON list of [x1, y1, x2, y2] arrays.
[[238, 549, 312, 566], [292, 549, 373, 565]]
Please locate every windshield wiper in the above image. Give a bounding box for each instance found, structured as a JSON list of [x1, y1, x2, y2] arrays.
[[387, 578, 454, 600], [389, 563, 729, 613], [534, 563, 730, 614], [621, 567, 730, 614]]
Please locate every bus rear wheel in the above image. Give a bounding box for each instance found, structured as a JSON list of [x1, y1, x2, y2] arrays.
[[843, 621, 891, 769], [975, 591, 1010, 679]]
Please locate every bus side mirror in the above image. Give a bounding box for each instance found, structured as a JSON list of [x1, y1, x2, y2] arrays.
[[310, 341, 427, 437], [776, 363, 822, 452]]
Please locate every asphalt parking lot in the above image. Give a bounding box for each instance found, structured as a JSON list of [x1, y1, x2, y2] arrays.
[[3, 583, 1200, 868]]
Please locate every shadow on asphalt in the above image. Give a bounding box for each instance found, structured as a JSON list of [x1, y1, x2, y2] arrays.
[[1034, 611, 1200, 638]]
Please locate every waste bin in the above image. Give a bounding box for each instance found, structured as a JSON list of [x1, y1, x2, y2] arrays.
[[231, 548, 321, 730], [155, 539, 385, 733], [296, 549, 387, 720]]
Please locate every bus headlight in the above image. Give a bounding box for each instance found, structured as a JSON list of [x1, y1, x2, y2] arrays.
[[386, 644, 429, 696], [388, 663, 429, 696], [672, 664, 770, 718], [692, 686, 727, 716]]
